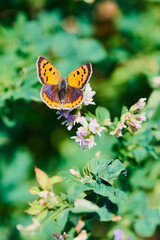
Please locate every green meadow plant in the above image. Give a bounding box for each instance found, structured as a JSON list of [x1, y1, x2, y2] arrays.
[[1, 2, 160, 240], [17, 83, 160, 240]]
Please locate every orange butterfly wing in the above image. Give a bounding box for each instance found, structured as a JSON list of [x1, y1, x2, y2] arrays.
[[62, 87, 83, 110], [67, 63, 92, 90], [37, 56, 61, 85], [41, 84, 61, 109]]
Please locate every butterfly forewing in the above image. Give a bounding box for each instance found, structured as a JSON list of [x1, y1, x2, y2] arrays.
[[37, 56, 61, 85], [67, 63, 92, 90]]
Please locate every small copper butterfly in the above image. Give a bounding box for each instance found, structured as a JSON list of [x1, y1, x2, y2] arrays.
[[37, 56, 93, 110]]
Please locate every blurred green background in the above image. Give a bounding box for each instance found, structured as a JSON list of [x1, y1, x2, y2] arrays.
[[0, 0, 160, 239]]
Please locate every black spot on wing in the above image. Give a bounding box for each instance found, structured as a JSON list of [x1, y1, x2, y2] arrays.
[[77, 71, 80, 75], [49, 68, 52, 71], [81, 66, 86, 74], [79, 63, 92, 89]]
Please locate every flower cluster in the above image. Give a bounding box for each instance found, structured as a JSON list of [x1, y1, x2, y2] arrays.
[[57, 83, 105, 150], [71, 117, 105, 150], [110, 98, 146, 137]]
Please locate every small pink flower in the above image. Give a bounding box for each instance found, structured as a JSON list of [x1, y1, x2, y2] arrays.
[[110, 110, 146, 137], [110, 114, 127, 137], [77, 127, 89, 139], [71, 127, 90, 150], [88, 136, 97, 149], [129, 98, 146, 113], [89, 118, 105, 136], [126, 113, 146, 133]]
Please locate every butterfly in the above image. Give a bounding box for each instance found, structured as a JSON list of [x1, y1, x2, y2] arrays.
[[37, 56, 93, 110]]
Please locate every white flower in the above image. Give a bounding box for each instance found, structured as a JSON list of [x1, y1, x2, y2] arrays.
[[83, 83, 96, 105]]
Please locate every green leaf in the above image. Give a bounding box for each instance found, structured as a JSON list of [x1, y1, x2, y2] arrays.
[[50, 176, 64, 185], [101, 159, 127, 180], [95, 107, 111, 125], [72, 199, 99, 213], [56, 209, 70, 231], [134, 209, 160, 237], [29, 186, 41, 195], [128, 192, 147, 216], [26, 205, 44, 215], [1, 149, 32, 187], [37, 209, 48, 222], [76, 39, 107, 62], [35, 167, 51, 190], [121, 106, 128, 116], [13, 88, 41, 102], [133, 148, 148, 162], [98, 206, 113, 221], [89, 181, 114, 197], [89, 158, 112, 176], [108, 189, 128, 204], [67, 184, 89, 202]]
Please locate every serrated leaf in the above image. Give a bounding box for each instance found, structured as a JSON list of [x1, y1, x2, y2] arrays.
[[35, 167, 51, 190]]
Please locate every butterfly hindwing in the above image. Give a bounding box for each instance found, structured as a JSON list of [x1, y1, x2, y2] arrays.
[[41, 84, 61, 109], [37, 56, 61, 85], [62, 86, 83, 110], [67, 63, 92, 90]]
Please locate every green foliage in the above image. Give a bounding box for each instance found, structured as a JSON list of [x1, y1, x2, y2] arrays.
[[1, 0, 160, 239]]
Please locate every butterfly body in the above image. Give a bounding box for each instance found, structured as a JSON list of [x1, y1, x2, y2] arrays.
[[37, 56, 92, 110]]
